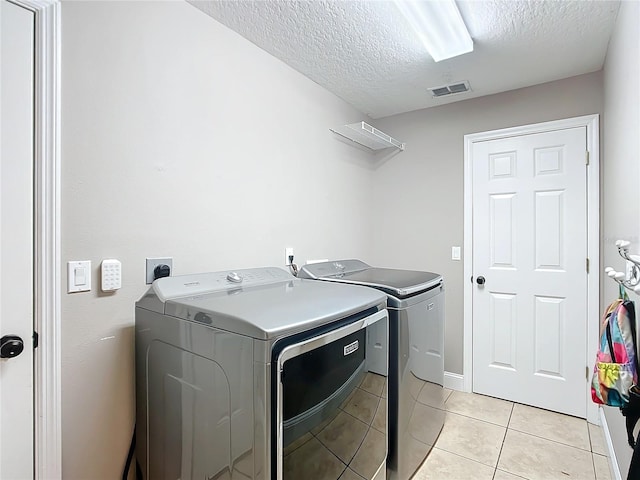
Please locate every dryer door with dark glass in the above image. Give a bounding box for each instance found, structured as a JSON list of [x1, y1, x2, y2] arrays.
[[274, 309, 388, 480]]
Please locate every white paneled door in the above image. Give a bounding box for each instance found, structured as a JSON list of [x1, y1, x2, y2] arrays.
[[1, 0, 35, 476], [472, 127, 588, 418]]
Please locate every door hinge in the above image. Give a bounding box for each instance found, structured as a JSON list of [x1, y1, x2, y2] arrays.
[[33, 331, 39, 349], [586, 258, 590, 273], [586, 366, 590, 380], [586, 151, 590, 165]]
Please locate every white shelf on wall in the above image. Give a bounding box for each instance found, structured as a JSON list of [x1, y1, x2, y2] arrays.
[[330, 121, 405, 151]]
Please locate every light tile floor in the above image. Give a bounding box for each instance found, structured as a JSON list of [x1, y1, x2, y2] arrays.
[[414, 390, 611, 480]]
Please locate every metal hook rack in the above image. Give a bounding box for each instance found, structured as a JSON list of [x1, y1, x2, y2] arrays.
[[605, 240, 640, 294]]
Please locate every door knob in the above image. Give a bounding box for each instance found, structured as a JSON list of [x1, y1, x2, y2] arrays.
[[0, 335, 24, 359], [476, 276, 486, 285]]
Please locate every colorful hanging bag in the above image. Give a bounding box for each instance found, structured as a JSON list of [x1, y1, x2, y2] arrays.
[[591, 285, 638, 407]]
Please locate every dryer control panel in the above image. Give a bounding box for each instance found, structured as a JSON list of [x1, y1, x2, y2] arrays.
[[151, 267, 293, 301]]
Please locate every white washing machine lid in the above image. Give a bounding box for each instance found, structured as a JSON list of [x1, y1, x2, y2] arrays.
[[298, 259, 442, 298], [136, 267, 387, 340]]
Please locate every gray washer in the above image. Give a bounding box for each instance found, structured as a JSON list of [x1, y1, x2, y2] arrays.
[[299, 259, 445, 480]]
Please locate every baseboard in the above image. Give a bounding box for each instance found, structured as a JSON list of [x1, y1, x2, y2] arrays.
[[444, 371, 464, 391], [600, 407, 623, 480]]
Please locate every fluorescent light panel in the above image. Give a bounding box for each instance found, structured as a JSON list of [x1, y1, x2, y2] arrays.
[[394, 0, 473, 62]]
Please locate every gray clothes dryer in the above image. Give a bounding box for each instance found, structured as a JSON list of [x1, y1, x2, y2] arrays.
[[299, 260, 445, 480], [135, 267, 389, 480]]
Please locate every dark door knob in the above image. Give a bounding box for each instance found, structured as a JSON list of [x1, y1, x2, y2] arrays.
[[1, 335, 24, 359], [476, 276, 486, 285]]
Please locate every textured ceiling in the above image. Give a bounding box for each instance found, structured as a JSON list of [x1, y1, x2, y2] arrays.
[[189, 0, 620, 119]]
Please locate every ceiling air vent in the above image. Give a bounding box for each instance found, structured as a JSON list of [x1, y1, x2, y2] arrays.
[[428, 81, 471, 98]]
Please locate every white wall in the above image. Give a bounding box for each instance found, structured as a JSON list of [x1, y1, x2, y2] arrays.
[[370, 72, 603, 375], [601, 1, 640, 477], [60, 2, 375, 477]]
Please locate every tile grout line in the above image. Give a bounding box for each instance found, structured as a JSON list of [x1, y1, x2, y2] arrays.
[[591, 452, 598, 480], [445, 390, 516, 427], [443, 404, 514, 429], [432, 417, 508, 473], [444, 409, 513, 428], [506, 425, 593, 453], [429, 445, 499, 473], [587, 422, 599, 480], [439, 396, 514, 475], [508, 403, 594, 452], [442, 387, 453, 404], [492, 401, 516, 479], [587, 423, 609, 457], [506, 402, 515, 427], [494, 467, 529, 480]]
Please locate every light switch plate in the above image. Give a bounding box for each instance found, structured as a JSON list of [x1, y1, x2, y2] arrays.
[[451, 246, 461, 261], [67, 260, 91, 293]]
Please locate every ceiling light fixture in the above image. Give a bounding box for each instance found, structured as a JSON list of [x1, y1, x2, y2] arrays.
[[393, 0, 473, 62]]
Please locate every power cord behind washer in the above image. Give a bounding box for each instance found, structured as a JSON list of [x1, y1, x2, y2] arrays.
[[125, 266, 170, 479], [288, 255, 298, 277], [122, 426, 142, 480]]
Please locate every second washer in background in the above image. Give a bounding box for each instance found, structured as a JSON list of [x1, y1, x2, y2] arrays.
[[299, 259, 445, 480]]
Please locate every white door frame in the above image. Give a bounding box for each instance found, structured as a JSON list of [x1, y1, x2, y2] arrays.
[[8, 0, 62, 477], [463, 114, 600, 424]]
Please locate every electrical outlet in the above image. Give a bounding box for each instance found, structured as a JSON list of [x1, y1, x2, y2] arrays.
[[146, 257, 173, 284], [285, 247, 294, 266]]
